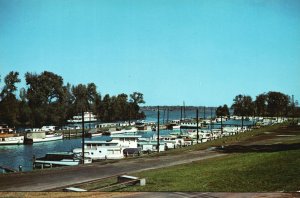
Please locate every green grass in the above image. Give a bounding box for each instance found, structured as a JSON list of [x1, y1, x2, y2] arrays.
[[125, 149, 300, 192]]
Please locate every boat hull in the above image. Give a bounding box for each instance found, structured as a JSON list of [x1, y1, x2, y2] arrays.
[[0, 136, 24, 145]]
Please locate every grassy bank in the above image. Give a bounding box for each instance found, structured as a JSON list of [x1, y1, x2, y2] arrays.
[[125, 148, 300, 192], [118, 123, 300, 192]]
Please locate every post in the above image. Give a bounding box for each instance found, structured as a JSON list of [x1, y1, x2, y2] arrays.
[[221, 115, 223, 134], [210, 107, 213, 133], [163, 108, 165, 124], [180, 106, 183, 121], [203, 106, 206, 119], [82, 110, 85, 164], [196, 108, 199, 144], [183, 101, 186, 120], [167, 108, 169, 123], [242, 115, 244, 132], [157, 106, 160, 153], [32, 155, 36, 169], [89, 112, 91, 129]]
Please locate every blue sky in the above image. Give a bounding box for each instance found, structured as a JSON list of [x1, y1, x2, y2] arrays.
[[0, 0, 299, 106]]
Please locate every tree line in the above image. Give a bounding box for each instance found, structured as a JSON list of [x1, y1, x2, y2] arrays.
[[0, 71, 145, 128], [216, 92, 299, 118]]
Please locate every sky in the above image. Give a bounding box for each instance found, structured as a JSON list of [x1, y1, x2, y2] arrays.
[[0, 0, 299, 106]]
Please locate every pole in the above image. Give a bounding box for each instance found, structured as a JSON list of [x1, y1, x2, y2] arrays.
[[203, 106, 206, 119], [81, 110, 85, 164], [157, 106, 160, 153], [163, 108, 166, 124], [210, 107, 213, 133], [89, 112, 91, 129], [183, 101, 186, 120], [221, 115, 223, 134], [242, 115, 244, 132], [180, 106, 183, 121], [167, 108, 169, 123], [196, 108, 199, 144]]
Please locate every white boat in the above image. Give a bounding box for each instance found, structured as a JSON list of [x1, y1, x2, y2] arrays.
[[0, 134, 24, 145], [25, 132, 63, 144], [34, 152, 92, 168], [32, 134, 63, 143], [73, 141, 124, 160], [73, 134, 141, 160], [67, 112, 98, 123], [0, 124, 24, 145]]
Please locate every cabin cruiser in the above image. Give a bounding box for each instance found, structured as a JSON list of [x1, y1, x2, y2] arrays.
[[0, 124, 24, 145], [24, 131, 63, 144], [0, 133, 24, 145], [73, 134, 141, 160], [33, 152, 92, 168]]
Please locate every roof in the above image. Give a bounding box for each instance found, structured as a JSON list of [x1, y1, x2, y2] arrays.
[[85, 140, 118, 144], [111, 135, 142, 138]]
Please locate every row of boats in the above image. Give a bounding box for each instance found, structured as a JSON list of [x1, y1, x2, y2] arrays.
[[1, 116, 289, 170], [0, 124, 63, 145]]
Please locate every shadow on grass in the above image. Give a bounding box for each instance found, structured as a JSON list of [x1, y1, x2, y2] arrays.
[[216, 143, 300, 153]]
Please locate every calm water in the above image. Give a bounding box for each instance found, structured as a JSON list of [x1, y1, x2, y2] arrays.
[[0, 110, 252, 172]]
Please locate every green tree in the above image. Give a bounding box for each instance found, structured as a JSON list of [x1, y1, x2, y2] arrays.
[[216, 104, 230, 117], [255, 93, 267, 116], [231, 94, 254, 116], [129, 92, 145, 119], [25, 71, 66, 127], [266, 91, 289, 117], [0, 71, 21, 126], [71, 83, 98, 113]]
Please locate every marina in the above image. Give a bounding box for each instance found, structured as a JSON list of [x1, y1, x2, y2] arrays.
[[0, 108, 290, 171]]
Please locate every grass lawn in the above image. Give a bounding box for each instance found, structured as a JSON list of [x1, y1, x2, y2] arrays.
[[125, 149, 300, 192]]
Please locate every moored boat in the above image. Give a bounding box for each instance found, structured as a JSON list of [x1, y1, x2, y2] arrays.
[[0, 124, 24, 145], [33, 152, 92, 168], [24, 132, 63, 144], [0, 133, 24, 145]]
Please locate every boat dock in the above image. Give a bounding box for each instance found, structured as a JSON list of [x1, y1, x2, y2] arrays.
[[0, 166, 17, 173]]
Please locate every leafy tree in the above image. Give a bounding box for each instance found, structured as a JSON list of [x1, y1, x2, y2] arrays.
[[0, 71, 21, 126], [216, 104, 230, 117], [129, 92, 145, 120], [255, 93, 267, 116], [0, 71, 21, 99], [71, 83, 98, 113], [266, 91, 289, 117], [25, 71, 66, 127], [231, 94, 254, 116]]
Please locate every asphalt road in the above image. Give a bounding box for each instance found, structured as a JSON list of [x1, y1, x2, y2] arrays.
[[0, 149, 225, 191]]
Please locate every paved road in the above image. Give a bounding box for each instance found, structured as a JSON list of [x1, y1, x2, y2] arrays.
[[0, 150, 225, 191]]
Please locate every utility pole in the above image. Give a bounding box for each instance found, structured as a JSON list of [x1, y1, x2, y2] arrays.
[[183, 101, 186, 120], [81, 110, 85, 164], [210, 107, 213, 133], [180, 106, 183, 121], [221, 115, 223, 134], [157, 106, 160, 153], [196, 108, 199, 144]]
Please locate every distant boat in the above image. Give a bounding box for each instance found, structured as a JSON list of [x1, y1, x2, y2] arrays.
[[67, 112, 98, 123]]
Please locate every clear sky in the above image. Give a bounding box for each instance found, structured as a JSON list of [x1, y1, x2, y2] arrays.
[[0, 0, 299, 106]]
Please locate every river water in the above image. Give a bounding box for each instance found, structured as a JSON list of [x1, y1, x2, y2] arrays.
[[0, 110, 252, 172]]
